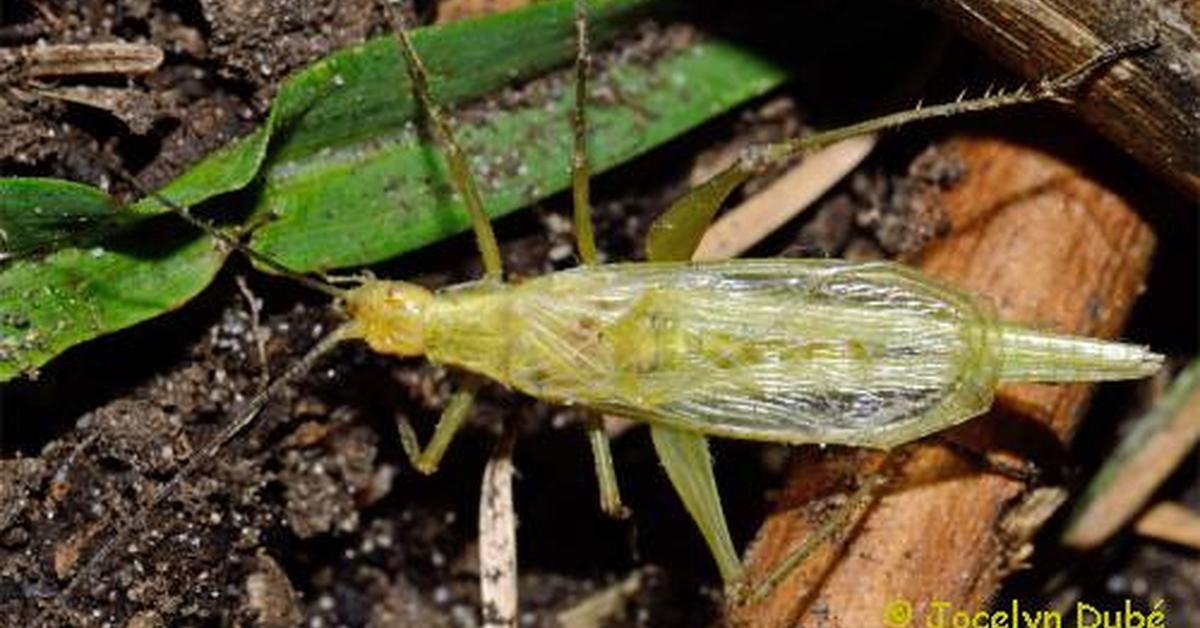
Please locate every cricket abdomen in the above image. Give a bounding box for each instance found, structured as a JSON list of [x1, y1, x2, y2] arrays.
[[424, 260, 1007, 448]]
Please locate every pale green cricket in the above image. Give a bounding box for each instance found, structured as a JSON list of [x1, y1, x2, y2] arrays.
[[49, 0, 1162, 616]]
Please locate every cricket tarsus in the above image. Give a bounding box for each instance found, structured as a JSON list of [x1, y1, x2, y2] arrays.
[[1047, 33, 1160, 97], [395, 376, 481, 475], [928, 435, 1047, 486]]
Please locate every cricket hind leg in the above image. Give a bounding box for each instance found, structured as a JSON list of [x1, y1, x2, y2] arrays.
[[643, 37, 1158, 264], [745, 468, 890, 604], [927, 427, 1065, 487], [650, 425, 745, 592], [633, 38, 1159, 601], [742, 433, 1056, 606], [640, 155, 747, 594]]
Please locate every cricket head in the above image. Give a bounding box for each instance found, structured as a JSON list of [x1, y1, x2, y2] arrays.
[[342, 280, 433, 357]]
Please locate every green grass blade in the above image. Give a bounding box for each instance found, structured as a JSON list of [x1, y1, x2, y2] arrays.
[[252, 35, 785, 270]]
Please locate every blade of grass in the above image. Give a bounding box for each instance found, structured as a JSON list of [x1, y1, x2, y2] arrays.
[[251, 34, 785, 270]]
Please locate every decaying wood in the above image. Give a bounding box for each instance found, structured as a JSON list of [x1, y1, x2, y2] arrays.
[[919, 0, 1200, 197], [732, 134, 1156, 627]]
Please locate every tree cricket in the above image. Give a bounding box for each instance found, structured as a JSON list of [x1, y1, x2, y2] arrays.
[[27, 0, 1163, 622]]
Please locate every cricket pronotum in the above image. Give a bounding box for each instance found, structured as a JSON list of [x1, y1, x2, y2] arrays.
[[28, 0, 1163, 622]]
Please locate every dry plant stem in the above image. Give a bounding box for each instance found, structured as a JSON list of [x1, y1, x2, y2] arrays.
[[920, 0, 1200, 197], [480, 421, 519, 628], [1133, 501, 1200, 551], [732, 134, 1156, 627], [235, 275, 271, 387]]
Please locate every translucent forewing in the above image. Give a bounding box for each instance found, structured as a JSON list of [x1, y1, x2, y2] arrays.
[[424, 258, 1001, 448]]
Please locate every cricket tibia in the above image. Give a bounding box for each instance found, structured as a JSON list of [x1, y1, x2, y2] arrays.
[[996, 324, 1164, 382]]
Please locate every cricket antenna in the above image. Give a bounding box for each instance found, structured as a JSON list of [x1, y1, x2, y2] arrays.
[[111, 167, 347, 299], [38, 325, 352, 624]]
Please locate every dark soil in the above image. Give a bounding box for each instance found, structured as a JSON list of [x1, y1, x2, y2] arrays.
[[2, 1, 1197, 627]]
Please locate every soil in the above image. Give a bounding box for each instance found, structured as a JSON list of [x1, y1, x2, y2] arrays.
[[2, 1, 1197, 627]]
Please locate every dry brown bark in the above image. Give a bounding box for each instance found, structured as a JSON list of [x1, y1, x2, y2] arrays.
[[730, 134, 1157, 627], [919, 0, 1200, 197]]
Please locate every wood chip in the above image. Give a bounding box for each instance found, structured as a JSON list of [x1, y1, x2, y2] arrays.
[[31, 86, 159, 134]]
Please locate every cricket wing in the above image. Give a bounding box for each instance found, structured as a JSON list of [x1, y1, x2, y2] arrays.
[[582, 259, 1003, 449]]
